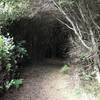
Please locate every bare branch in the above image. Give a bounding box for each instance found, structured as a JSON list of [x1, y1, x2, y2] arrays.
[[56, 18, 74, 30], [53, 0, 91, 51]]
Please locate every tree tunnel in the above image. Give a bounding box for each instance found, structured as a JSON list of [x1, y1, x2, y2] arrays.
[[2, 11, 71, 63]]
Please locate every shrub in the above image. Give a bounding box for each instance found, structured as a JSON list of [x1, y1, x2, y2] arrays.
[[0, 33, 27, 93], [0, 0, 30, 25]]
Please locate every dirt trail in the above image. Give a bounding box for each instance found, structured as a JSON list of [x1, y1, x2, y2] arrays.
[[0, 59, 81, 100]]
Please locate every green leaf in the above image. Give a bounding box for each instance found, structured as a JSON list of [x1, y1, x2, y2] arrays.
[[0, 35, 4, 47], [13, 79, 23, 88], [60, 64, 70, 74]]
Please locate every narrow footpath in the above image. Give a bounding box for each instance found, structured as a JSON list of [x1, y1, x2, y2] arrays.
[[0, 59, 92, 100]]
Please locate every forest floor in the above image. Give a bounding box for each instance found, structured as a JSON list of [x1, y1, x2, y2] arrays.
[[0, 59, 98, 100]]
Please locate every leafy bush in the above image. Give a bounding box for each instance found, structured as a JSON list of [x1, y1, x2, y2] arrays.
[[0, 0, 30, 25], [0, 0, 29, 94], [5, 79, 23, 90], [0, 33, 27, 93]]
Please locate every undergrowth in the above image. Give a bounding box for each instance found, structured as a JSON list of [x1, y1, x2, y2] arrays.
[[0, 33, 27, 93], [60, 64, 70, 74]]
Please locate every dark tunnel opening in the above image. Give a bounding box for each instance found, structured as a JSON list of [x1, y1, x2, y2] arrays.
[[2, 12, 72, 64]]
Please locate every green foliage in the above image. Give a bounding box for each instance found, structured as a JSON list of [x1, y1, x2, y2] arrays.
[[75, 88, 82, 96], [60, 64, 70, 74], [12, 79, 23, 88], [79, 52, 96, 81], [15, 41, 27, 59], [80, 81, 100, 100], [5, 79, 23, 90], [96, 94, 100, 100], [0, 33, 27, 92], [0, 35, 4, 46], [0, 34, 15, 71], [0, 0, 30, 25]]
